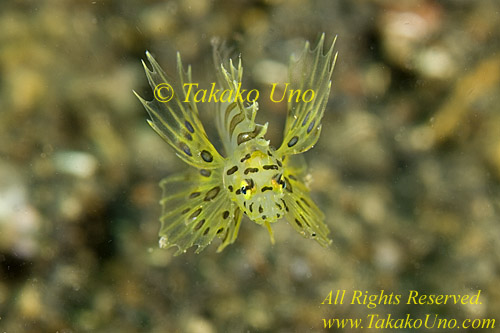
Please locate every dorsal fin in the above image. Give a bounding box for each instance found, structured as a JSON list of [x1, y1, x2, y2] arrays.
[[212, 41, 268, 155]]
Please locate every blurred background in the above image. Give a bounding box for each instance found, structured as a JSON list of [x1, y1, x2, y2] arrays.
[[1, 0, 499, 331]]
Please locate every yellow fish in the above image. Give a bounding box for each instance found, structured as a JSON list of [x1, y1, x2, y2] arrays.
[[135, 34, 337, 255]]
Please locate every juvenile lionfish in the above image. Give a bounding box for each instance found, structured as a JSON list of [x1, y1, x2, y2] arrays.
[[135, 34, 337, 255]]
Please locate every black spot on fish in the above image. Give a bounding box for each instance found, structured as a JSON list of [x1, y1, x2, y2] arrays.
[[244, 167, 259, 174], [277, 159, 282, 167], [226, 166, 238, 175], [295, 218, 302, 227], [311, 233, 316, 237], [204, 186, 220, 201], [189, 192, 201, 199], [262, 215, 266, 220], [184, 120, 195, 133], [189, 208, 202, 220], [228, 185, 233, 192], [300, 214, 310, 227], [224, 102, 237, 124], [276, 213, 280, 218], [249, 203, 254, 213], [287, 136, 299, 147], [302, 111, 311, 126], [222, 211, 230, 219], [307, 120, 316, 134], [300, 197, 311, 208], [235, 188, 241, 195], [179, 142, 192, 156], [263, 165, 278, 170], [276, 203, 282, 210], [229, 111, 245, 135], [296, 200, 305, 211], [200, 169, 211, 177], [240, 153, 251, 162], [259, 205, 263, 213], [288, 174, 297, 181], [261, 186, 273, 192], [203, 227, 210, 236], [182, 207, 190, 215], [281, 199, 289, 212], [237, 127, 261, 145], [194, 219, 205, 230], [217, 228, 224, 234], [201, 150, 213, 162]]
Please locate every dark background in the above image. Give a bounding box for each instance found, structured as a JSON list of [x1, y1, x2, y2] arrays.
[[0, 0, 499, 331]]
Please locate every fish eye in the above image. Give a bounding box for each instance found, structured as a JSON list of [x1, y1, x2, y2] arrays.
[[277, 175, 285, 188], [239, 180, 253, 199]]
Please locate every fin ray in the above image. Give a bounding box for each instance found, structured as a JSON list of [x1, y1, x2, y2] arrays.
[[278, 34, 337, 156], [135, 52, 223, 169], [158, 170, 237, 255]]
